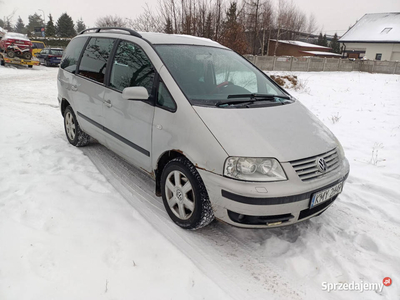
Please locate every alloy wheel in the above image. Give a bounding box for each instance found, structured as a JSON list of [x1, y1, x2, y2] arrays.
[[164, 170, 195, 220], [65, 111, 76, 141]]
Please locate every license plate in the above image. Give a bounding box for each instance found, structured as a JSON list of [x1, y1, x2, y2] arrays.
[[310, 182, 343, 208]]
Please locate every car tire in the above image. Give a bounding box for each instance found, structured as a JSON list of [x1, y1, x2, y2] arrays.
[[23, 52, 32, 60], [64, 106, 91, 147], [45, 59, 49, 67], [161, 157, 215, 230], [6, 50, 15, 58]]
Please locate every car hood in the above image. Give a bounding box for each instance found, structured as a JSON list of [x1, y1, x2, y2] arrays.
[[193, 101, 338, 162]]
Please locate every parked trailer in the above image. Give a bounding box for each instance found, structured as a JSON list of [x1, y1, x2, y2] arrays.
[[0, 53, 40, 68]]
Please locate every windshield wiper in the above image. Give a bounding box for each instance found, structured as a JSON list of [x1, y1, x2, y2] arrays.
[[215, 93, 291, 107], [215, 99, 256, 107], [227, 93, 291, 100]]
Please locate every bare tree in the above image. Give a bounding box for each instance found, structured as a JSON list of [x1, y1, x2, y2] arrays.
[[245, 0, 273, 55], [1, 10, 16, 31], [306, 13, 317, 34], [214, 0, 224, 42], [95, 15, 127, 28], [128, 4, 164, 32]]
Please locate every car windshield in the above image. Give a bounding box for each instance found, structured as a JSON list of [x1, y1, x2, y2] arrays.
[[154, 45, 289, 106], [50, 49, 63, 55]]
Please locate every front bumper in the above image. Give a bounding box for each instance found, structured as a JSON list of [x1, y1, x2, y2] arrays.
[[198, 158, 350, 228]]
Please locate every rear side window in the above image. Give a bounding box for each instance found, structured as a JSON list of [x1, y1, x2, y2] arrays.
[[109, 41, 155, 94], [78, 38, 115, 84], [33, 42, 44, 49], [61, 37, 88, 73]]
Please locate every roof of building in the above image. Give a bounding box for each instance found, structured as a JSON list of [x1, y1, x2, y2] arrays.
[[270, 39, 331, 49], [300, 51, 341, 56], [339, 12, 400, 43]]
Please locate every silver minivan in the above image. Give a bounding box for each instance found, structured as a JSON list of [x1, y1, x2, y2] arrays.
[[57, 28, 350, 229]]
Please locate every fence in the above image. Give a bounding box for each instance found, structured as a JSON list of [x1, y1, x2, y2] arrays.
[[244, 55, 400, 75]]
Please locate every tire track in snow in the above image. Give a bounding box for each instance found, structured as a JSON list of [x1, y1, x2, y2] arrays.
[[82, 143, 337, 300]]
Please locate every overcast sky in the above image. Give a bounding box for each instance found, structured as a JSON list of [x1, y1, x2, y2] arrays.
[[1, 0, 399, 36]]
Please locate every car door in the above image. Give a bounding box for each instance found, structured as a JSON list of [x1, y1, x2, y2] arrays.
[[37, 49, 46, 63], [103, 40, 156, 172], [74, 37, 116, 142]]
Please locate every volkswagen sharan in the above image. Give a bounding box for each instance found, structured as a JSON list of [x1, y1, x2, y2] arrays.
[[57, 27, 350, 229]]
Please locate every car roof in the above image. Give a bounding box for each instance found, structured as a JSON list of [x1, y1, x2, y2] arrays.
[[3, 32, 30, 41], [139, 32, 225, 48], [79, 28, 226, 49]]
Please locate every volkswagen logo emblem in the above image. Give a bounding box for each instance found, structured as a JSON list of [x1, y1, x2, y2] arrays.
[[316, 157, 328, 173]]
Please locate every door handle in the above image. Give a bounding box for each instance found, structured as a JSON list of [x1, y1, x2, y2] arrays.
[[103, 99, 112, 108], [71, 85, 78, 91]]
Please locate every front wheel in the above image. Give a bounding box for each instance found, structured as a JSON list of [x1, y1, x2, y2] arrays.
[[64, 106, 91, 147], [6, 50, 15, 58], [161, 157, 214, 230]]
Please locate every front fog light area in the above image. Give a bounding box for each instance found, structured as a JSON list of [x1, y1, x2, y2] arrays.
[[224, 157, 287, 181]]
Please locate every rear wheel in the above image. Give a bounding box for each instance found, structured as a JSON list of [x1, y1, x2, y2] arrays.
[[23, 51, 32, 60], [64, 106, 91, 147], [161, 157, 214, 230]]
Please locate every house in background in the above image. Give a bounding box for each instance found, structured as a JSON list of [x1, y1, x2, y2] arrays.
[[267, 39, 341, 58], [339, 12, 400, 61]]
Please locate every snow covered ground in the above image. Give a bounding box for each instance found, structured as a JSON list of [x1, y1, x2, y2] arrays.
[[0, 65, 399, 300]]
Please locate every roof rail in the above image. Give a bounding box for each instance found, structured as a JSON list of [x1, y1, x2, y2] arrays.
[[79, 27, 142, 38]]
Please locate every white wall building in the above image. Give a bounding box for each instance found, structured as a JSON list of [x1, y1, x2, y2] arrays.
[[339, 12, 400, 61]]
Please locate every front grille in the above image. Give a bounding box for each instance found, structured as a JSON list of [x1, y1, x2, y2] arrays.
[[290, 148, 339, 182]]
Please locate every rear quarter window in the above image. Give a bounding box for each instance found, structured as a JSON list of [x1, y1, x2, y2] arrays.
[[60, 37, 88, 73]]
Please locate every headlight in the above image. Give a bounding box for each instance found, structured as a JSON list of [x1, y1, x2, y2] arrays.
[[224, 157, 287, 182]]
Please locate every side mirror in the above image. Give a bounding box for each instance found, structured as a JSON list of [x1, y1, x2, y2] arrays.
[[122, 86, 149, 100]]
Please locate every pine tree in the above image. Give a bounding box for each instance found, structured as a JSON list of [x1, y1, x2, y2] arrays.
[[322, 34, 328, 47], [56, 13, 76, 37], [76, 18, 86, 33], [330, 33, 340, 53], [317, 32, 323, 46], [164, 17, 173, 34], [220, 2, 247, 54], [5, 20, 13, 32], [15, 16, 26, 33], [46, 14, 56, 37], [27, 13, 44, 36], [204, 13, 213, 39]]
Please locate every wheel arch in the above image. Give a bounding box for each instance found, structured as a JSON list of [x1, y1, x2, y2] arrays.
[[155, 150, 188, 196], [60, 98, 71, 117]]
